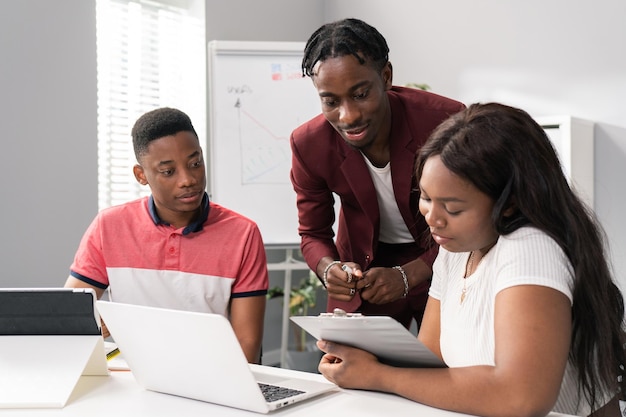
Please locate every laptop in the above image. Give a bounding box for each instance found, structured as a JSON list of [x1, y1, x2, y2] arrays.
[[0, 288, 109, 408], [96, 301, 336, 413]]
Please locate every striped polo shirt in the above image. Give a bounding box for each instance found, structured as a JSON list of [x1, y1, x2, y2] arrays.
[[70, 194, 268, 316]]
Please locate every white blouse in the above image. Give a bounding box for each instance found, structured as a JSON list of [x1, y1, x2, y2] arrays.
[[429, 226, 602, 416]]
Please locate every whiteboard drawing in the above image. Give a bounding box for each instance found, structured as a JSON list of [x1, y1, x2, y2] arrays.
[[208, 41, 320, 244]]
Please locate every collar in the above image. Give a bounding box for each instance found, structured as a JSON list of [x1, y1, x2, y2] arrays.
[[148, 192, 210, 235]]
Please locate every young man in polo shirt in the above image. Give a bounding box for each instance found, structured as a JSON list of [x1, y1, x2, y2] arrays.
[[65, 107, 268, 363]]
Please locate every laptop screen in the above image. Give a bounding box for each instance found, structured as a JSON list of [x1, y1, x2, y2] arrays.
[[0, 288, 101, 336]]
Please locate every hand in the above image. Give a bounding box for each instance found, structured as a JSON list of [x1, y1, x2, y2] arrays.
[[323, 261, 363, 302], [100, 319, 111, 339], [317, 340, 381, 389], [355, 267, 406, 304]]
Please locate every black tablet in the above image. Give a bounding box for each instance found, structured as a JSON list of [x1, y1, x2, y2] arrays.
[[0, 288, 101, 335]]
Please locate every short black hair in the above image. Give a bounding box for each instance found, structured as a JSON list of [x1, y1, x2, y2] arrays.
[[302, 18, 389, 77], [131, 107, 197, 160]]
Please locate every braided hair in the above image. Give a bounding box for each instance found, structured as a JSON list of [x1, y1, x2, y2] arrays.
[[302, 18, 389, 77]]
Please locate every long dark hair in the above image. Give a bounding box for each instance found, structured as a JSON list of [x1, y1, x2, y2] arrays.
[[415, 102, 625, 409]]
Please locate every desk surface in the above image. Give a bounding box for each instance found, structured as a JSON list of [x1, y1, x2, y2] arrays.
[[8, 365, 576, 417]]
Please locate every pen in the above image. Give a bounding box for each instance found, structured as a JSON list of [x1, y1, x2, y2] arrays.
[[106, 347, 120, 360]]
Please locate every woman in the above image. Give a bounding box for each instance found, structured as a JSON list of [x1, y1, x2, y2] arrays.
[[316, 102, 625, 417]]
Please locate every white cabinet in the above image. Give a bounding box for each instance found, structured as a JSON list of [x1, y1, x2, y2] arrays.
[[534, 116, 595, 208]]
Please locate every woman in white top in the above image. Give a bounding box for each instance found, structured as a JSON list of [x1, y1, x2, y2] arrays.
[[317, 102, 625, 417]]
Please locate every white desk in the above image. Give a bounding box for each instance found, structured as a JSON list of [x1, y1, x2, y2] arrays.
[[6, 365, 576, 417]]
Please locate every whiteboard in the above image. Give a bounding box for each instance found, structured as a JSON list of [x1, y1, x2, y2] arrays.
[[207, 41, 321, 245]]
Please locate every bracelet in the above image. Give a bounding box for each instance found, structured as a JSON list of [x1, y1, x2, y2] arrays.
[[322, 260, 341, 288], [393, 265, 409, 298]]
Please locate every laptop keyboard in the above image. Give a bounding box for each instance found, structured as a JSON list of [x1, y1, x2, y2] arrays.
[[258, 383, 304, 402]]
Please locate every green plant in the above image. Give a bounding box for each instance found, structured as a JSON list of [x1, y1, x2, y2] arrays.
[[267, 272, 322, 351], [405, 82, 431, 91]]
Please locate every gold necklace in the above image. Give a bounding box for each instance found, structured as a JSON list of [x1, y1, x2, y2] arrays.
[[461, 251, 476, 304]]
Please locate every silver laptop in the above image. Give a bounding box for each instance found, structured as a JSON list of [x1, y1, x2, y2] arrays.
[[96, 301, 336, 413]]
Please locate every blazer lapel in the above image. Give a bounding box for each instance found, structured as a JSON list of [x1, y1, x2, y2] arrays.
[[340, 148, 379, 229], [388, 98, 420, 238]]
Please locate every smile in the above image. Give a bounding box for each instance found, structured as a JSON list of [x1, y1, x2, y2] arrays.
[[342, 125, 368, 142]]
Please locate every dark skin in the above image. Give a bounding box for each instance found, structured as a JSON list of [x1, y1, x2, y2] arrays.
[[311, 54, 432, 304]]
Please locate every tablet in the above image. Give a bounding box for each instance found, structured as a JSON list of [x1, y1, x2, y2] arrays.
[[0, 288, 108, 408], [291, 313, 445, 368], [0, 288, 101, 335]]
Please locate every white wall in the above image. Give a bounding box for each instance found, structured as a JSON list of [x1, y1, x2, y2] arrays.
[[0, 0, 98, 287], [326, 0, 626, 290], [205, 0, 323, 42]]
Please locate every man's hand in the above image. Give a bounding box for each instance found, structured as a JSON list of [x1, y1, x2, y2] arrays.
[[319, 259, 363, 302], [356, 267, 406, 304], [100, 319, 111, 338]]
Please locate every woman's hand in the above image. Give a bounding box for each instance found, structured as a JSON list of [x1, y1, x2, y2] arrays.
[[317, 340, 382, 390]]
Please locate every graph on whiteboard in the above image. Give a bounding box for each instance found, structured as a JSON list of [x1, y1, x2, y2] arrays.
[[238, 64, 308, 184], [219, 61, 319, 186], [209, 42, 322, 244]]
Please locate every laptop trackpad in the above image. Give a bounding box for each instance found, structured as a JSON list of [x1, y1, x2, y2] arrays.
[[252, 371, 291, 384]]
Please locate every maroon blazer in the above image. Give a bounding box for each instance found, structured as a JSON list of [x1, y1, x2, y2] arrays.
[[290, 86, 464, 311]]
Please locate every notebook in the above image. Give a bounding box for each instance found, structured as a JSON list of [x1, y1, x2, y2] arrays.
[[96, 301, 336, 413], [0, 288, 109, 408]]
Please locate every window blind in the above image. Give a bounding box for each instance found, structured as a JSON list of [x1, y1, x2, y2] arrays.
[[96, 0, 205, 210]]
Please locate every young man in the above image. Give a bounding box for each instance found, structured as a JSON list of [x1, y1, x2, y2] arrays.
[[290, 18, 465, 329], [65, 108, 268, 363]]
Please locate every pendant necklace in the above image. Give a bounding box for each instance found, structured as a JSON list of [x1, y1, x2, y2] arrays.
[[461, 251, 476, 304], [460, 242, 496, 304]]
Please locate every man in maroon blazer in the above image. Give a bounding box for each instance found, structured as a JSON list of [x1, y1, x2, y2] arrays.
[[290, 18, 465, 329]]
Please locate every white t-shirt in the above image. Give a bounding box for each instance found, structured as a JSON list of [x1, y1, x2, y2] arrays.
[[429, 226, 603, 416], [361, 155, 413, 243]]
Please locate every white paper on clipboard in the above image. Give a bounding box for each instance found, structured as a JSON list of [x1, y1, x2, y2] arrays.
[[290, 313, 446, 368]]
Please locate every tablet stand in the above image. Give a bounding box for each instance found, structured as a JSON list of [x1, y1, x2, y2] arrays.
[[0, 335, 109, 408]]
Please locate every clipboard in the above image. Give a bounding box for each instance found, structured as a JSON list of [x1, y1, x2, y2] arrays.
[[290, 310, 446, 368]]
